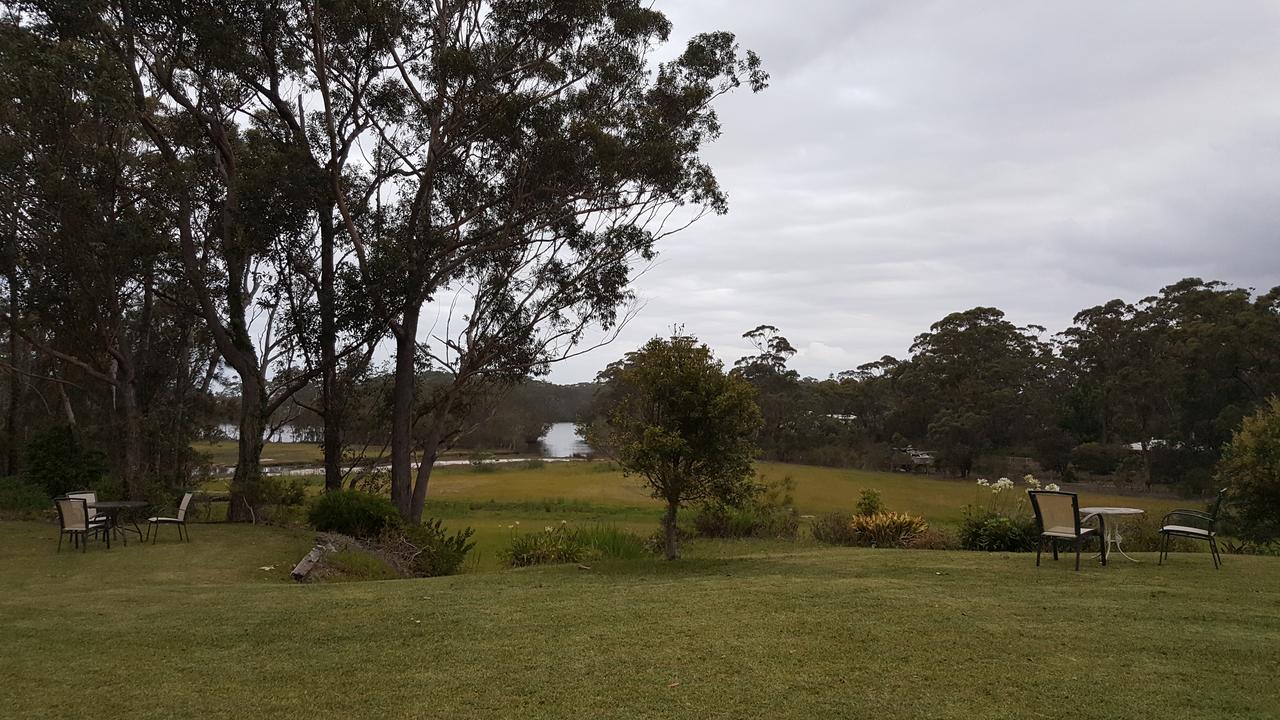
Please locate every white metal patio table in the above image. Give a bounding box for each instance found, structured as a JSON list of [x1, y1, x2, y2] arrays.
[[1079, 506, 1144, 563]]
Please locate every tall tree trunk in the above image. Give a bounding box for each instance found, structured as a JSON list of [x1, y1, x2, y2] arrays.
[[5, 273, 20, 476], [408, 423, 446, 524], [228, 373, 268, 522], [318, 204, 342, 492], [662, 500, 680, 560], [117, 372, 146, 499], [389, 306, 421, 519]]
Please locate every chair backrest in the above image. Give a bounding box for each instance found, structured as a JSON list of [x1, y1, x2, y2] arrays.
[[176, 492, 193, 521], [66, 491, 98, 520], [1028, 490, 1081, 537], [55, 497, 89, 532], [1207, 488, 1227, 529]]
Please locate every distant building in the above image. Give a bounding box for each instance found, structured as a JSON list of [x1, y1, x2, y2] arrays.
[[891, 447, 935, 474]]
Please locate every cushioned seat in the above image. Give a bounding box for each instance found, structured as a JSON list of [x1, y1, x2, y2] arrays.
[[1162, 524, 1212, 537], [1158, 489, 1226, 569], [1029, 491, 1106, 570]]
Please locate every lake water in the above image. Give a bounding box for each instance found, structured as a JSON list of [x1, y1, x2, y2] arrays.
[[540, 422, 591, 458]]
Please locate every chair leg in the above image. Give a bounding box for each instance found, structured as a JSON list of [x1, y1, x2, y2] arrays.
[[81, 531, 87, 553], [1209, 537, 1221, 569], [1158, 533, 1166, 565], [57, 531, 64, 553], [1075, 542, 1082, 571], [1036, 537, 1042, 567], [1052, 541, 1058, 561], [152, 522, 158, 545]]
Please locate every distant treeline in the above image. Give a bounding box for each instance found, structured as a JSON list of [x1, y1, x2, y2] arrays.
[[722, 278, 1280, 493]]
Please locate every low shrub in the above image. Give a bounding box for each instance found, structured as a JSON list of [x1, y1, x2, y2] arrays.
[[849, 512, 928, 548], [855, 488, 885, 516], [691, 503, 798, 539], [811, 511, 858, 545], [503, 522, 588, 567], [577, 523, 649, 561], [905, 528, 961, 550], [323, 548, 402, 582], [381, 519, 475, 577], [960, 510, 1037, 552], [308, 490, 401, 538], [0, 477, 51, 517], [691, 474, 799, 540]]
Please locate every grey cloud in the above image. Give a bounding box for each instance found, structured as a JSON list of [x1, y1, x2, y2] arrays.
[[544, 1, 1280, 382]]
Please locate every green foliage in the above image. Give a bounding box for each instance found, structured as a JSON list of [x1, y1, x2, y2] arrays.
[[855, 488, 885, 516], [502, 522, 648, 567], [470, 452, 498, 473], [24, 426, 108, 497], [810, 512, 859, 545], [575, 524, 649, 561], [1217, 398, 1280, 545], [905, 528, 961, 550], [1069, 442, 1134, 475], [308, 491, 401, 538], [960, 510, 1037, 552], [848, 512, 929, 548], [587, 334, 763, 559], [381, 520, 476, 577], [0, 477, 51, 516], [322, 549, 401, 582], [691, 475, 799, 539], [503, 523, 589, 567]]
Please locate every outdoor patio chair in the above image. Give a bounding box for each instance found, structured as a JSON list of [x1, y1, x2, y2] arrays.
[[146, 492, 193, 544], [66, 490, 105, 525], [1159, 488, 1226, 569], [1028, 490, 1106, 571], [54, 496, 109, 552]]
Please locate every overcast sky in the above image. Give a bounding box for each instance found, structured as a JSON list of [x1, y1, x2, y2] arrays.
[[536, 1, 1280, 382]]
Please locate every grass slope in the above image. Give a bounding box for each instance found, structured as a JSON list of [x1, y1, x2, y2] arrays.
[[2, 520, 1277, 719]]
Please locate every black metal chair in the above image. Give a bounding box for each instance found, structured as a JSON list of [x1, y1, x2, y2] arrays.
[[1028, 490, 1107, 571], [145, 491, 193, 543], [54, 496, 110, 552], [1159, 488, 1226, 569]]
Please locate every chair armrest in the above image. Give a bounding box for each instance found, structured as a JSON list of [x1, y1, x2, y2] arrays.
[[1161, 509, 1212, 526]]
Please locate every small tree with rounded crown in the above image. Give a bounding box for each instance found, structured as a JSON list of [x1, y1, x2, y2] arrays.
[[588, 334, 761, 559]]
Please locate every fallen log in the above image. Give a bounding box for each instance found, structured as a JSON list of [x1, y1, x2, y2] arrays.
[[291, 546, 326, 582]]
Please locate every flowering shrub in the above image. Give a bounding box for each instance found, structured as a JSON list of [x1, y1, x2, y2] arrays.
[[848, 512, 928, 548], [959, 475, 1046, 552]]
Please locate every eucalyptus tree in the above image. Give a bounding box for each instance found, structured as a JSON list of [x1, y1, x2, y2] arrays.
[[0, 11, 193, 497], [308, 1, 767, 521]]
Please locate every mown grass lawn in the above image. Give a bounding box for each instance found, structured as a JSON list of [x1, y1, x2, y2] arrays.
[[1, 520, 1277, 720]]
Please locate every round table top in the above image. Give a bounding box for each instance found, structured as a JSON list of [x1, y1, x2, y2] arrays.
[[89, 500, 149, 510], [1079, 506, 1144, 516]]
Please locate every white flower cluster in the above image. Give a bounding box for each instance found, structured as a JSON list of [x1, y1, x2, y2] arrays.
[[1045, 483, 1061, 492], [1024, 474, 1041, 489]]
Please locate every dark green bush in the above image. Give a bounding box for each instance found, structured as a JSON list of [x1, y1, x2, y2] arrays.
[[905, 528, 961, 550], [25, 426, 108, 497], [691, 474, 799, 540], [960, 510, 1037, 552], [811, 511, 859, 545], [382, 519, 475, 576], [855, 488, 885, 516], [504, 523, 588, 567], [1069, 442, 1134, 475], [308, 490, 400, 538], [577, 523, 648, 561], [0, 477, 51, 516], [1217, 398, 1280, 545]]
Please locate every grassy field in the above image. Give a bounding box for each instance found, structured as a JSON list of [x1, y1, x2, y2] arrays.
[[190, 455, 1193, 570], [1, 519, 1277, 719]]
